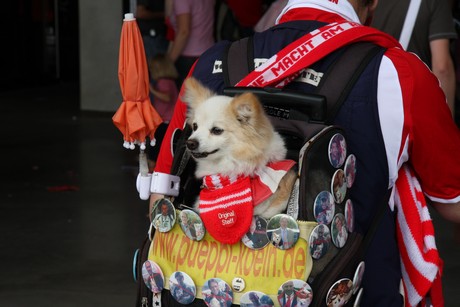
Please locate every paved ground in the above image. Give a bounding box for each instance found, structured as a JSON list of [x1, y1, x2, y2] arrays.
[[0, 83, 459, 306]]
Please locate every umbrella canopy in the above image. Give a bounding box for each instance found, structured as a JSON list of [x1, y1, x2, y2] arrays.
[[112, 13, 163, 150]]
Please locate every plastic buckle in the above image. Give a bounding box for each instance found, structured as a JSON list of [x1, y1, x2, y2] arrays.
[[150, 172, 180, 196]]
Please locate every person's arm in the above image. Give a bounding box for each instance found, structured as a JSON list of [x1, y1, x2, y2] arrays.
[[431, 201, 460, 222], [168, 13, 191, 62], [430, 38, 456, 116], [150, 84, 172, 102]]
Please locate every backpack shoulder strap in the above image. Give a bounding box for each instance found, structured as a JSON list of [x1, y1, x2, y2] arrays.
[[222, 36, 254, 87], [223, 39, 384, 123], [315, 42, 384, 123]]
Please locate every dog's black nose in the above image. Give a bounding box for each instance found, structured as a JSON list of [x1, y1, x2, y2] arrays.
[[186, 139, 199, 151]]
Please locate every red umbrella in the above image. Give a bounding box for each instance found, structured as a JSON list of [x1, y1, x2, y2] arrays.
[[112, 13, 163, 151]]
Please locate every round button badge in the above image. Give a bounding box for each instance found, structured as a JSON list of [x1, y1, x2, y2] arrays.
[[277, 279, 313, 307], [345, 199, 355, 233], [313, 190, 335, 225], [325, 278, 353, 307], [241, 215, 269, 250], [151, 198, 176, 233], [178, 209, 205, 241], [231, 277, 246, 292], [240, 291, 274, 306], [309, 224, 332, 260], [331, 169, 347, 204], [267, 214, 300, 250], [202, 278, 233, 307], [344, 154, 357, 188], [331, 213, 348, 248], [169, 271, 196, 305], [352, 261, 365, 295], [141, 260, 164, 294], [328, 133, 347, 168]]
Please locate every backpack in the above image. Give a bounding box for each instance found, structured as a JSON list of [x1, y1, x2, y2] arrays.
[[133, 37, 391, 307]]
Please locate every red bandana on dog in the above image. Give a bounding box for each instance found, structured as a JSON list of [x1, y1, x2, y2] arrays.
[[199, 160, 296, 244]]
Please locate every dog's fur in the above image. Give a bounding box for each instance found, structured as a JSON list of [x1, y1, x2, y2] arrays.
[[181, 77, 297, 219]]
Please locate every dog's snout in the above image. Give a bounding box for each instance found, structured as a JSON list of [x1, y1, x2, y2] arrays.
[[186, 139, 199, 151]]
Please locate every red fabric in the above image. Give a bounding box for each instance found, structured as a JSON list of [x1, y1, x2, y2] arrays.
[[199, 176, 253, 244], [199, 160, 296, 244], [226, 0, 263, 27]]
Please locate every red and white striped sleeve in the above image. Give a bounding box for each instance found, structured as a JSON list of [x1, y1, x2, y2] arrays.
[[378, 48, 460, 203]]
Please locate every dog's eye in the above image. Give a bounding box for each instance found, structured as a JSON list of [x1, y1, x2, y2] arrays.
[[192, 123, 198, 131], [210, 127, 223, 135]]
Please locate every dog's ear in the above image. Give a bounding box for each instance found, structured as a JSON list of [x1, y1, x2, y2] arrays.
[[182, 77, 214, 110], [231, 92, 265, 125]]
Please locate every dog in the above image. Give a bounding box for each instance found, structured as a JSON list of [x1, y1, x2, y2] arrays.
[[181, 77, 297, 220], [271, 232, 282, 247]]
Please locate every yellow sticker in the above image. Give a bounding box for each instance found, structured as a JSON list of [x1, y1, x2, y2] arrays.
[[149, 218, 316, 304]]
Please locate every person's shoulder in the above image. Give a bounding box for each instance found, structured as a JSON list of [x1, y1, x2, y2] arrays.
[[382, 47, 439, 90]]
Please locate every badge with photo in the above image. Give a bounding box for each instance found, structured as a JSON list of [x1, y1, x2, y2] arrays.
[[328, 133, 347, 169], [331, 169, 347, 204], [325, 278, 353, 307], [331, 213, 348, 248], [344, 154, 357, 188], [277, 279, 313, 307], [267, 214, 300, 250], [241, 215, 269, 249], [345, 199, 355, 233], [169, 271, 196, 305], [178, 209, 205, 241], [309, 224, 332, 260], [202, 278, 233, 307], [240, 290, 274, 307], [151, 198, 176, 232], [313, 190, 335, 225], [141, 260, 164, 294]]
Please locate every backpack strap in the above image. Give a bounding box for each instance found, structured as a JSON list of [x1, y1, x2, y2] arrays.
[[314, 42, 384, 124], [222, 36, 254, 87], [223, 39, 384, 123]]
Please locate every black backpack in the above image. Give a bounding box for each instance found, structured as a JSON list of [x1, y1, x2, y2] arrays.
[[134, 40, 391, 307]]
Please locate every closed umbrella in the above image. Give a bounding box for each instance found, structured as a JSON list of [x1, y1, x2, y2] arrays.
[[112, 13, 162, 151]]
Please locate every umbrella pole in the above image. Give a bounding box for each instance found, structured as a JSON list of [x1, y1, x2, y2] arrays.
[[139, 150, 150, 176], [137, 149, 152, 200]]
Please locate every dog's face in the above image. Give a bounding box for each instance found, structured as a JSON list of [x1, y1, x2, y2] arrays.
[[181, 78, 284, 177], [272, 232, 281, 245]]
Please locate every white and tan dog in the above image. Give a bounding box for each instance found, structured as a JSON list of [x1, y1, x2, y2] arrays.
[[181, 77, 297, 220]]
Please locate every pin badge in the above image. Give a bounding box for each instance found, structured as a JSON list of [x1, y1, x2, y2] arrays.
[[331, 213, 348, 248], [202, 278, 233, 307], [314, 190, 335, 225], [277, 279, 313, 307], [309, 224, 331, 260], [240, 291, 274, 306], [178, 209, 205, 241], [345, 199, 354, 233], [241, 215, 269, 249], [267, 214, 300, 250], [328, 133, 347, 168], [344, 154, 357, 188], [169, 271, 196, 305], [142, 260, 165, 294], [353, 288, 363, 307], [331, 169, 347, 204], [231, 277, 246, 292], [352, 261, 365, 295], [326, 278, 353, 307], [151, 198, 176, 233]]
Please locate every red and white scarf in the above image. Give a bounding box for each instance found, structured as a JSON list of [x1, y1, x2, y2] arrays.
[[199, 160, 296, 244], [395, 164, 443, 307]]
